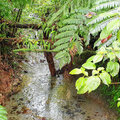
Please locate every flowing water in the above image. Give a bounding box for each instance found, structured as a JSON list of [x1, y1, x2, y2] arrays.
[[5, 52, 118, 120]]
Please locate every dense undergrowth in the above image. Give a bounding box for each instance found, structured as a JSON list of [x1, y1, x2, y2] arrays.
[[0, 0, 120, 119], [99, 85, 120, 113]]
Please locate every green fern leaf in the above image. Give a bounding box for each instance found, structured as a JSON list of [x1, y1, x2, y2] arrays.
[[55, 31, 75, 39], [54, 37, 71, 46], [92, 1, 120, 11], [63, 19, 82, 25], [55, 50, 68, 59], [59, 25, 78, 32], [0, 106, 7, 120], [53, 43, 69, 51]]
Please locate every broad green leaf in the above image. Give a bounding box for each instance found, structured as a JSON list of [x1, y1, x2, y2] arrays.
[[92, 70, 99, 76], [82, 62, 96, 70], [115, 51, 120, 59], [77, 78, 88, 94], [87, 55, 95, 62], [80, 67, 85, 72], [118, 98, 120, 101], [106, 61, 114, 73], [75, 77, 85, 90], [93, 54, 103, 63], [82, 71, 88, 76], [99, 71, 111, 85], [86, 76, 101, 93], [117, 102, 120, 107], [117, 30, 120, 42], [106, 61, 119, 77], [111, 62, 119, 77], [97, 67, 104, 71], [97, 47, 107, 55], [69, 68, 82, 75], [77, 85, 88, 94], [107, 52, 116, 61]]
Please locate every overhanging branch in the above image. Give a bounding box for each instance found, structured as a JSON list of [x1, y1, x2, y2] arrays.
[[0, 20, 42, 29]]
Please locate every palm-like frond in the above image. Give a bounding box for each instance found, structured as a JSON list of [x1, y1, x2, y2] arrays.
[[92, 0, 120, 11], [87, 0, 120, 48], [53, 11, 87, 68]]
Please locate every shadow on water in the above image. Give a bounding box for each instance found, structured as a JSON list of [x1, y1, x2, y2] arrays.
[[5, 52, 118, 120]]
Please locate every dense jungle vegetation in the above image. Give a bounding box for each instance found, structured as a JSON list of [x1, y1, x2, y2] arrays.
[[1, 0, 120, 119]]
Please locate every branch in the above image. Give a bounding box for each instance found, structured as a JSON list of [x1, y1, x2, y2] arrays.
[[0, 20, 42, 29], [0, 37, 18, 42], [13, 48, 59, 53], [7, 23, 42, 29], [110, 82, 120, 85]]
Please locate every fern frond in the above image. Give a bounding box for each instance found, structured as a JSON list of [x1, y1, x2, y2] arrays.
[[63, 19, 83, 25], [95, 0, 117, 5], [47, 1, 69, 26], [59, 25, 77, 32], [95, 36, 117, 48], [0, 105, 8, 120], [54, 37, 71, 46], [90, 17, 120, 35], [53, 43, 69, 51], [55, 31, 75, 39], [92, 1, 120, 11], [55, 50, 68, 59], [88, 8, 120, 25], [100, 36, 117, 48]]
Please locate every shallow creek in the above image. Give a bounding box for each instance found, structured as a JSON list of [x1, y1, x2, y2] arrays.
[[5, 52, 118, 120]]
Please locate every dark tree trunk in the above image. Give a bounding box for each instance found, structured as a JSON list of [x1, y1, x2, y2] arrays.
[[44, 52, 56, 77]]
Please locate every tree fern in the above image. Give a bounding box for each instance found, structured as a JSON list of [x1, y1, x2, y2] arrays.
[[53, 12, 88, 69], [92, 0, 120, 11], [0, 106, 7, 120], [47, 0, 94, 26], [87, 0, 120, 48]]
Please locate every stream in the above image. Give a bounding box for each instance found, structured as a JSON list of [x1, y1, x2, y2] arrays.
[[5, 52, 118, 120]]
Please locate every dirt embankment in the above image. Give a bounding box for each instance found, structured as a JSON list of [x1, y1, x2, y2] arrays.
[[0, 56, 20, 105]]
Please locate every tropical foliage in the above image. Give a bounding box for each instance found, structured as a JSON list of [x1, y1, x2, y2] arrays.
[[0, 106, 7, 120], [70, 0, 120, 108], [87, 0, 120, 48], [1, 0, 120, 113]]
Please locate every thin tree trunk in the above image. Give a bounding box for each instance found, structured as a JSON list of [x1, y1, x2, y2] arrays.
[[44, 52, 56, 77]]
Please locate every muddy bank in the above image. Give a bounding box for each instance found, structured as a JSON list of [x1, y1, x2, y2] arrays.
[[0, 56, 22, 105]]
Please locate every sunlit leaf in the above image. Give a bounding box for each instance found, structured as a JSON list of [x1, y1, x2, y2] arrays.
[[106, 61, 119, 77], [82, 62, 96, 70], [99, 71, 111, 85], [69, 68, 82, 75], [93, 54, 103, 63], [86, 76, 101, 93]]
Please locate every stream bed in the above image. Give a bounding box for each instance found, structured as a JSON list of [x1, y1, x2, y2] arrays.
[[5, 52, 118, 120]]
